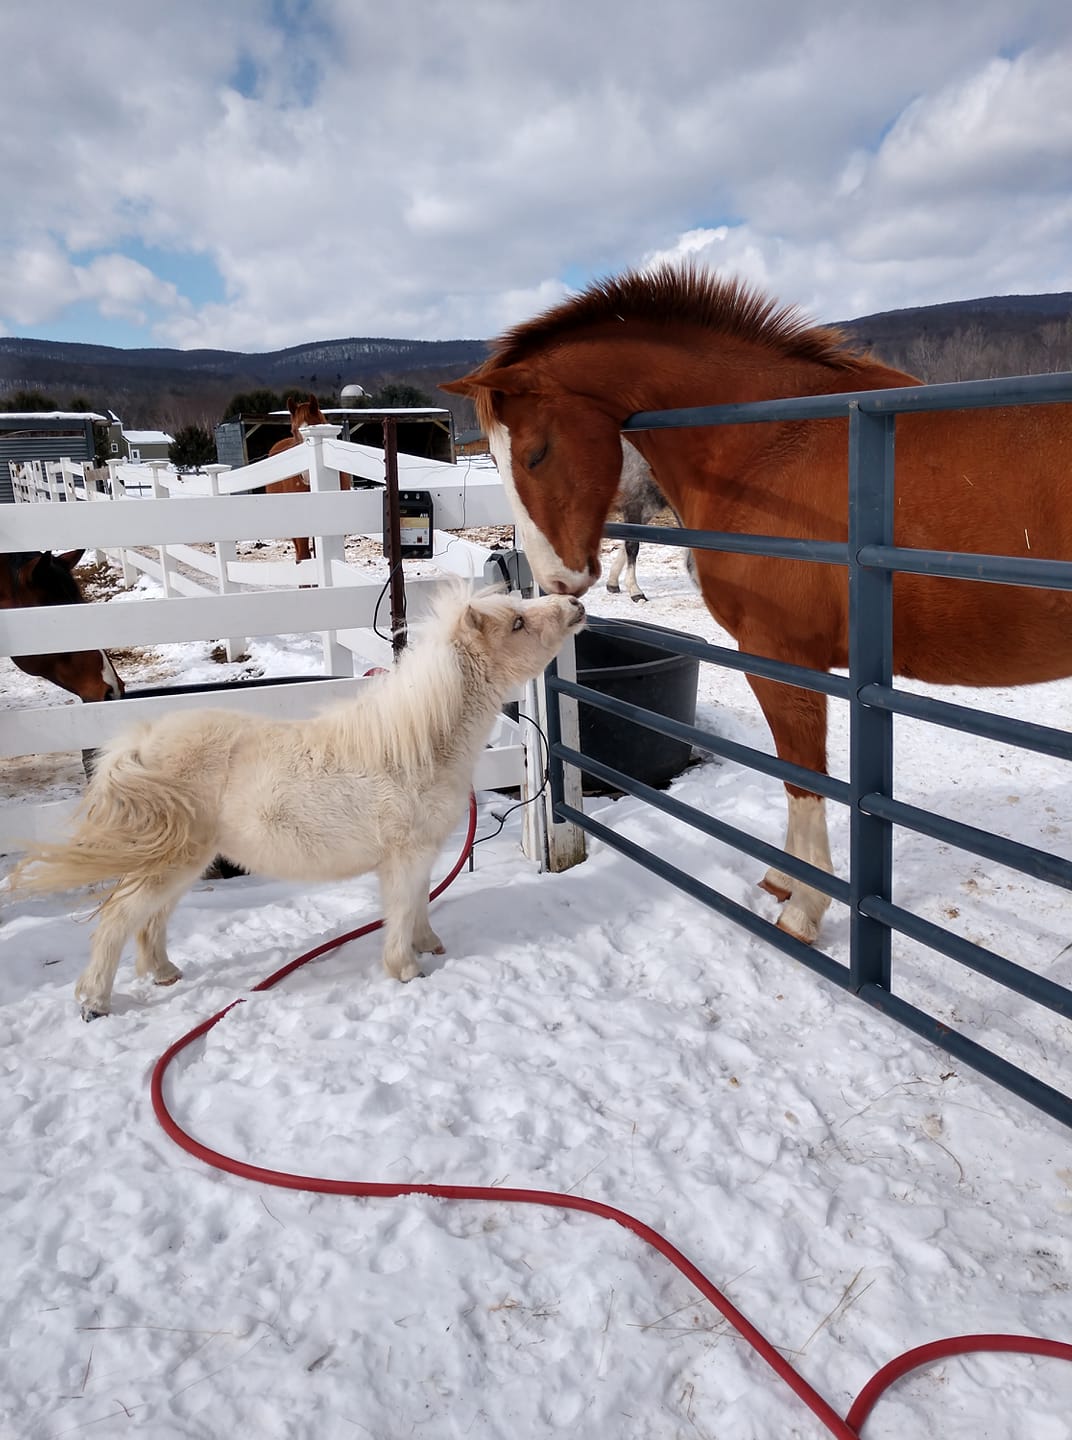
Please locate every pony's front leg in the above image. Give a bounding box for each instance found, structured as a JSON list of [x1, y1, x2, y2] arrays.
[[413, 901, 445, 958], [377, 855, 438, 982], [746, 675, 833, 945]]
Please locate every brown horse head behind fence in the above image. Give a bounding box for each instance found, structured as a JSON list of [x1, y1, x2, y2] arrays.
[[1, 549, 124, 702], [265, 393, 352, 563], [443, 263, 1072, 946]]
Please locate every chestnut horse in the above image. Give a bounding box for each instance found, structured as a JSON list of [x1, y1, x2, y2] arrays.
[[266, 393, 352, 562], [443, 264, 1072, 946], [1, 549, 123, 702]]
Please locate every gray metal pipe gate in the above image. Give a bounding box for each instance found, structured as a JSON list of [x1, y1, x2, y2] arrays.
[[544, 370, 1072, 1131]]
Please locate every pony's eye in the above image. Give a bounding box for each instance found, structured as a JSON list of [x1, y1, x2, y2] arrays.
[[527, 444, 548, 469], [512, 616, 525, 631]]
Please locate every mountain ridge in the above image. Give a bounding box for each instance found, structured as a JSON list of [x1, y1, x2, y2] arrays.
[[2, 291, 1070, 429]]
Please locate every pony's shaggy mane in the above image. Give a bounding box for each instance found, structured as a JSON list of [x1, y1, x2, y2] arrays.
[[489, 262, 864, 374], [322, 581, 495, 776]]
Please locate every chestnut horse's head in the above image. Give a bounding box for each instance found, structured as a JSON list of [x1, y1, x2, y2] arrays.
[[441, 364, 626, 596], [2, 549, 124, 702], [287, 392, 328, 438]]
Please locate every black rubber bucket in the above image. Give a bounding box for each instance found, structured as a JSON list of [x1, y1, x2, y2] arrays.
[[572, 620, 700, 794], [121, 674, 338, 700]]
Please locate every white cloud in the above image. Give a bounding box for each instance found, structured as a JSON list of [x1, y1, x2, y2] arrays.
[[1, 1, 1071, 350], [0, 241, 183, 328]]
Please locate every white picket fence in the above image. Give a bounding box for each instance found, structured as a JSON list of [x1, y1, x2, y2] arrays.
[[1, 425, 545, 853]]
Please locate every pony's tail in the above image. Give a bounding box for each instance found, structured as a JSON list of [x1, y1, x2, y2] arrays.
[[10, 745, 207, 900]]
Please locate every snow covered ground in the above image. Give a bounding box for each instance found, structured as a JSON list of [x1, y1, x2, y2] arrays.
[[2, 540, 1071, 1440]]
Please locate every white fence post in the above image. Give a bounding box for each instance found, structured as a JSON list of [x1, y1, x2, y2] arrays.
[[147, 461, 174, 596], [106, 461, 137, 583], [534, 631, 588, 872], [204, 463, 246, 661], [303, 422, 350, 675]]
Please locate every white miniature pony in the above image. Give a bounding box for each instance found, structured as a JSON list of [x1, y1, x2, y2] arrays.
[[14, 585, 585, 1020]]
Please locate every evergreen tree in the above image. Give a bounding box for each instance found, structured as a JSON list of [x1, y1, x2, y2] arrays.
[[169, 424, 217, 472], [1, 389, 61, 411], [221, 389, 284, 420], [373, 381, 435, 409]]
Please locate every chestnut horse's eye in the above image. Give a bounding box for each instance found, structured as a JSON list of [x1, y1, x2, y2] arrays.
[[512, 615, 525, 631], [527, 444, 548, 470]]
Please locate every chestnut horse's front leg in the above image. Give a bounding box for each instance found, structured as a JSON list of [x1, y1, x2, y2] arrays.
[[745, 674, 833, 945]]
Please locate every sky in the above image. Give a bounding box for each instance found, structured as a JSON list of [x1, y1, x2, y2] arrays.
[[1, 0, 1071, 354]]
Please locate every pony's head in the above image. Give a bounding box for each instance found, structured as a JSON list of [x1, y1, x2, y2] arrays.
[[3, 549, 124, 702], [426, 582, 586, 690], [287, 392, 329, 436], [442, 363, 625, 597]]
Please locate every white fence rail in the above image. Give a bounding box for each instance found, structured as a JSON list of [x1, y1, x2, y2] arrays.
[[2, 427, 534, 852]]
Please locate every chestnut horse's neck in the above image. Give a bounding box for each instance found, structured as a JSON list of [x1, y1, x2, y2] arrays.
[[541, 325, 915, 529]]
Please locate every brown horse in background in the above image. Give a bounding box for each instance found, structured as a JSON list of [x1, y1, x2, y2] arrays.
[[266, 393, 352, 563], [443, 263, 1072, 946], [606, 438, 682, 602], [1, 549, 123, 702]]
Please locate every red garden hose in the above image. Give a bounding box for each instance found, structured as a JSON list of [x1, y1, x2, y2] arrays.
[[151, 793, 1072, 1437]]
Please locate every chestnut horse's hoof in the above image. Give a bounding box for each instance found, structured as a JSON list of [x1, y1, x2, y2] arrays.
[[776, 914, 820, 946]]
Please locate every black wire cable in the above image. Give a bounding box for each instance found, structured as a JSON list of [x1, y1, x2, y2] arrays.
[[472, 710, 550, 848], [372, 562, 405, 645]]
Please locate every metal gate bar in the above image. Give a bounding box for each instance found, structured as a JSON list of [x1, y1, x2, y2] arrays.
[[554, 741, 851, 904], [860, 896, 1072, 1018], [546, 369, 1072, 1129], [551, 674, 851, 803]]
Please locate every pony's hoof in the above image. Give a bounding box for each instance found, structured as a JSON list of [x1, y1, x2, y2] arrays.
[[630, 592, 648, 603], [757, 876, 792, 904], [153, 970, 182, 988], [388, 955, 426, 982], [80, 1005, 108, 1022]]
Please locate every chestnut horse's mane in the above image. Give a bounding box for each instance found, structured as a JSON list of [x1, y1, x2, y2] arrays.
[[489, 263, 865, 375]]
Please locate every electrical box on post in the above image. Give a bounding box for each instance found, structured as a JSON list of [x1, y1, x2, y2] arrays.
[[383, 490, 434, 559]]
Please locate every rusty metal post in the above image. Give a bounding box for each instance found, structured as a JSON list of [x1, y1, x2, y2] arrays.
[[382, 416, 407, 655]]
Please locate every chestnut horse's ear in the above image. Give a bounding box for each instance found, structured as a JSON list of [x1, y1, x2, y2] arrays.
[[287, 394, 299, 414], [440, 363, 537, 398], [56, 549, 85, 572]]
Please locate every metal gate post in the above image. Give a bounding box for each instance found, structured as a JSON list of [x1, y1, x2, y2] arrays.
[[382, 417, 407, 656], [848, 404, 895, 991]]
